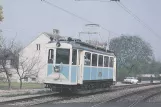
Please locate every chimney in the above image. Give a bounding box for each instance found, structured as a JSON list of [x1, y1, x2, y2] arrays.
[[53, 29, 59, 36]]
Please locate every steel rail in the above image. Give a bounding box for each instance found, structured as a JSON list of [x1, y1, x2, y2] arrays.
[[0, 83, 160, 106], [91, 84, 161, 107]]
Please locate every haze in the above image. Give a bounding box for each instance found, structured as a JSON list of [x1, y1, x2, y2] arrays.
[[0, 0, 161, 60]]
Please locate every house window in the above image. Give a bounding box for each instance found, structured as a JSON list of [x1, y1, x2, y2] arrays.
[[24, 77, 28, 82], [8, 74, 12, 77], [32, 78, 36, 81], [36, 44, 40, 50]]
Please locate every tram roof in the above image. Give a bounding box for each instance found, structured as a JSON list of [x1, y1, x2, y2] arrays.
[[48, 37, 115, 56], [72, 42, 115, 56]]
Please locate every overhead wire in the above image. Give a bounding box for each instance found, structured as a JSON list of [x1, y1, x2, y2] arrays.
[[116, 1, 161, 39], [85, 0, 161, 39], [41, 0, 120, 42]]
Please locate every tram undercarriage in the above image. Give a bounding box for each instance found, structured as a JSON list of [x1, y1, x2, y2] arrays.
[[45, 79, 114, 94]]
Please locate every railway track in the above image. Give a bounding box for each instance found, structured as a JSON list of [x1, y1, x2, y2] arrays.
[[91, 84, 161, 107], [1, 83, 160, 106], [0, 93, 58, 105], [116, 87, 161, 107], [127, 90, 161, 107], [112, 82, 160, 90], [75, 82, 160, 95]]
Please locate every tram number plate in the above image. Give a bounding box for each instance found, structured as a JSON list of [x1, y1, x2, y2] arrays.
[[98, 72, 102, 77]]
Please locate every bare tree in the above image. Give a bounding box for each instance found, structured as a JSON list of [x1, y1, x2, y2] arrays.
[[0, 35, 45, 89], [0, 38, 16, 90], [13, 50, 46, 89]]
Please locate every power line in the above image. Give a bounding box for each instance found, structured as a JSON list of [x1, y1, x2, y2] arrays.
[[41, 0, 120, 42], [116, 1, 161, 39], [79, 0, 161, 39]]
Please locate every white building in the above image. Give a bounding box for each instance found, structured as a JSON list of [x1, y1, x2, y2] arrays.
[[18, 32, 58, 83], [0, 29, 61, 83]]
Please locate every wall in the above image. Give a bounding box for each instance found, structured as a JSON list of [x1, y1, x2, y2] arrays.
[[19, 33, 50, 83]]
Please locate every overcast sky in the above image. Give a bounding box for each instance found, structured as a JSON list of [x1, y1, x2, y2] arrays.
[[0, 0, 161, 60]]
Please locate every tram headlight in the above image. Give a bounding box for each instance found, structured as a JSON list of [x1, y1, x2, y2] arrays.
[[56, 42, 61, 47], [54, 66, 60, 72]]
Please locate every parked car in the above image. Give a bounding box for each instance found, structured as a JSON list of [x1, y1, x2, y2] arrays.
[[123, 77, 139, 84]]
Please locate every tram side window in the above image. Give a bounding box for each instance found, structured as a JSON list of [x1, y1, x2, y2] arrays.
[[56, 49, 70, 64], [84, 52, 91, 66], [48, 49, 54, 63], [98, 55, 103, 67], [72, 49, 77, 65], [109, 57, 114, 67], [104, 56, 109, 67], [92, 54, 97, 66]]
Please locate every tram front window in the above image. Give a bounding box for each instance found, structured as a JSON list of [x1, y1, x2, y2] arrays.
[[56, 49, 70, 64]]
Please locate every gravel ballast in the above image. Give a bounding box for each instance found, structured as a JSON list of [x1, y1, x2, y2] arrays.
[[4, 84, 161, 106], [147, 92, 161, 103], [52, 84, 161, 104]]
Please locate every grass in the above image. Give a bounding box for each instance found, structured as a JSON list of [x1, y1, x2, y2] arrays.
[[0, 82, 51, 97], [0, 82, 45, 90], [0, 91, 31, 97], [0, 90, 52, 97]]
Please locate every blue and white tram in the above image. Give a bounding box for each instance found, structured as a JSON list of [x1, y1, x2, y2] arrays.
[[44, 37, 116, 93]]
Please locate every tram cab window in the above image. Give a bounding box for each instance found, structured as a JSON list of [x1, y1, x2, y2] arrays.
[[72, 49, 77, 65], [104, 56, 109, 67], [98, 55, 103, 67], [84, 52, 91, 66], [109, 57, 114, 67], [56, 49, 70, 64], [92, 54, 97, 66], [48, 49, 54, 63]]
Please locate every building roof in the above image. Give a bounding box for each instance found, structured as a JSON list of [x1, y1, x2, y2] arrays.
[[43, 32, 61, 40], [21, 32, 61, 51]]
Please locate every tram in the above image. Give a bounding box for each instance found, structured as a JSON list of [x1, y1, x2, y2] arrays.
[[44, 37, 116, 93]]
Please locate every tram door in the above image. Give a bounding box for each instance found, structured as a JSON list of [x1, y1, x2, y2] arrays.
[[77, 50, 84, 84], [47, 48, 56, 76]]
